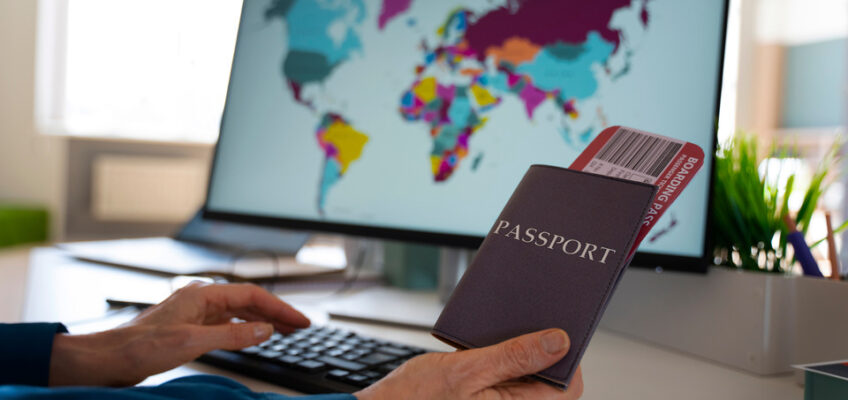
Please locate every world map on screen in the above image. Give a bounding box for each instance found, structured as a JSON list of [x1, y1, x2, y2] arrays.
[[264, 0, 651, 214]]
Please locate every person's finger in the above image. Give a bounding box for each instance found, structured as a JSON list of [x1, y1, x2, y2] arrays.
[[567, 365, 584, 399], [492, 365, 582, 400], [187, 322, 274, 352], [459, 328, 570, 387], [198, 284, 310, 328], [495, 380, 578, 400], [206, 309, 302, 334]]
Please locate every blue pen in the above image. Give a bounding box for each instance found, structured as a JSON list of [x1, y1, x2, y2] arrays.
[[784, 215, 823, 277]]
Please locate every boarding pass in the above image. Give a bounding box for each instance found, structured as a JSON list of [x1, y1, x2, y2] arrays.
[[570, 126, 705, 257]]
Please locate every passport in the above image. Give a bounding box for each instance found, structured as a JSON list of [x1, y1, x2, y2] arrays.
[[432, 165, 657, 389]]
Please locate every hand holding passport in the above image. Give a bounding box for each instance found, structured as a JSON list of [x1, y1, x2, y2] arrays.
[[432, 126, 704, 389]]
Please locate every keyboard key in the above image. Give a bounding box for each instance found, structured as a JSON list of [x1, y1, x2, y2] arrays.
[[358, 352, 397, 366], [278, 355, 304, 366], [342, 353, 361, 361], [326, 369, 349, 380], [317, 355, 367, 372], [258, 350, 282, 359], [301, 352, 320, 359], [240, 346, 262, 354], [295, 360, 327, 373], [361, 371, 381, 379], [270, 333, 282, 341], [326, 349, 345, 357], [377, 346, 412, 357], [270, 344, 287, 351], [344, 374, 370, 387], [285, 348, 303, 356], [309, 345, 327, 353], [378, 362, 402, 373]]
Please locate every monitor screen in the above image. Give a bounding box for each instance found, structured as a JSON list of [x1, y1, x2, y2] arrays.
[[206, 0, 727, 267]]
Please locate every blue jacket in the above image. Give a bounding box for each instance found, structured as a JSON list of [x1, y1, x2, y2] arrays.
[[0, 323, 355, 400]]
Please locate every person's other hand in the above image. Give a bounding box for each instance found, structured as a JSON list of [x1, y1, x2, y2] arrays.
[[355, 328, 582, 400], [49, 282, 310, 386]]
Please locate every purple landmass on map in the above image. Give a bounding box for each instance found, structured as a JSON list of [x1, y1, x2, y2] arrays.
[[378, 0, 414, 30], [640, 0, 651, 27], [463, 0, 631, 60]]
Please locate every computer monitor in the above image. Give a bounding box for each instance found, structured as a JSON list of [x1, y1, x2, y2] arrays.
[[205, 0, 729, 272]]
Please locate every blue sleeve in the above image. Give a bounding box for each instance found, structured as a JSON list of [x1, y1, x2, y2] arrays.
[[0, 323, 69, 387], [0, 375, 358, 400]]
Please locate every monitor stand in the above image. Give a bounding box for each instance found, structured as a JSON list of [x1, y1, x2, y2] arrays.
[[438, 247, 472, 303]]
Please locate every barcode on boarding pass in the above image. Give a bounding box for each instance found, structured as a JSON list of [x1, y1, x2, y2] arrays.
[[590, 127, 683, 181]]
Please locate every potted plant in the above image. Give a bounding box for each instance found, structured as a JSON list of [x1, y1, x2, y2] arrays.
[[601, 133, 848, 375], [712, 134, 844, 274]]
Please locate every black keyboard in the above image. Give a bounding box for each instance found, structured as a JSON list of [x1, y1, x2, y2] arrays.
[[197, 325, 431, 394]]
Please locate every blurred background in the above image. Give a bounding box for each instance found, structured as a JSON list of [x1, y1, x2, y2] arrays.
[[0, 0, 846, 257]]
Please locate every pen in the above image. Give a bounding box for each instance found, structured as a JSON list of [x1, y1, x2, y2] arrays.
[[784, 214, 823, 278], [825, 212, 841, 280]]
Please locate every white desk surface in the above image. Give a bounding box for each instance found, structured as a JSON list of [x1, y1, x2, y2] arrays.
[[0, 247, 803, 399]]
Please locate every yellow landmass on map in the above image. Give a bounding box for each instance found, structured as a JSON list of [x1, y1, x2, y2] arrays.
[[322, 121, 369, 173], [470, 84, 498, 108], [413, 77, 438, 103]]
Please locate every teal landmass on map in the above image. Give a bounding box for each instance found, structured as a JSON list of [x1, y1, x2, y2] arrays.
[[266, 0, 365, 107]]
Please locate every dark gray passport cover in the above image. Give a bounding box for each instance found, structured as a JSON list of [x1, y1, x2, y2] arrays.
[[432, 165, 657, 388]]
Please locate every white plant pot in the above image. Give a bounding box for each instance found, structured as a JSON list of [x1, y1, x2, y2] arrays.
[[600, 266, 848, 375]]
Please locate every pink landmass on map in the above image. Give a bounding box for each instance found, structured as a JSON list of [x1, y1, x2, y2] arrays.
[[378, 0, 413, 30], [519, 83, 547, 118]]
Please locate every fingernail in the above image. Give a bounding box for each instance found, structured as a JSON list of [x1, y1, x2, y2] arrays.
[[541, 330, 569, 354], [254, 323, 272, 339]]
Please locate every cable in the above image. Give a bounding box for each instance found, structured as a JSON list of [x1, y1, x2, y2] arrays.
[[226, 241, 374, 298], [229, 248, 281, 289], [332, 240, 368, 295]]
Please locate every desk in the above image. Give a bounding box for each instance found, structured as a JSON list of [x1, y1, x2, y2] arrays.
[[1, 247, 803, 399]]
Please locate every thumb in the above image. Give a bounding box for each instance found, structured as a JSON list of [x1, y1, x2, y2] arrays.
[[468, 329, 570, 385], [191, 322, 274, 352]]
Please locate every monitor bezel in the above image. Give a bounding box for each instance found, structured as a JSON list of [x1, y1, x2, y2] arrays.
[[202, 0, 730, 273]]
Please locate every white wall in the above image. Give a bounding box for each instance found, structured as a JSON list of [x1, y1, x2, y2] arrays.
[[0, 0, 66, 240]]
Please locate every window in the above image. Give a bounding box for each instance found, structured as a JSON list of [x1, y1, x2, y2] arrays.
[[36, 0, 242, 143]]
